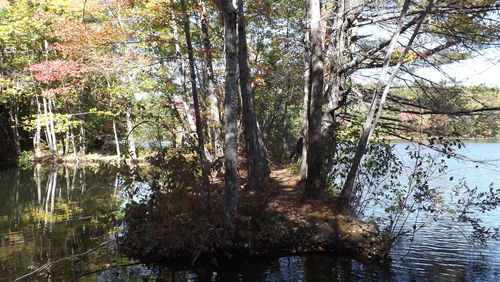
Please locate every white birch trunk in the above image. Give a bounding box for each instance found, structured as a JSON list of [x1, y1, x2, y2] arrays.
[[113, 120, 121, 161], [34, 97, 42, 156], [126, 108, 137, 160]]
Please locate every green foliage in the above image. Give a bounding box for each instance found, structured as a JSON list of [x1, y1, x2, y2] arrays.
[[119, 149, 219, 261], [18, 151, 33, 169], [387, 84, 499, 138]]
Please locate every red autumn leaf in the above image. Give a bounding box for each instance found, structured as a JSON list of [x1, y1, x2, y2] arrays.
[[24, 60, 84, 83]]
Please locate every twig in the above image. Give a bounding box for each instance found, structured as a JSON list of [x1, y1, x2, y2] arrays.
[[13, 239, 114, 282]]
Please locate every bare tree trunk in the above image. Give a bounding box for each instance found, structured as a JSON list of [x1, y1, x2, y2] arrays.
[[174, 23, 188, 98], [34, 96, 42, 156], [48, 99, 57, 154], [126, 108, 137, 160], [41, 41, 58, 155], [281, 7, 293, 161], [43, 98, 50, 152], [299, 69, 310, 179], [79, 123, 86, 155], [237, 0, 270, 190], [201, 0, 223, 159], [64, 130, 70, 155], [43, 98, 51, 153], [340, 0, 432, 206], [70, 128, 77, 160], [173, 21, 198, 142], [43, 97, 57, 155], [106, 81, 121, 161], [304, 0, 325, 198], [309, 0, 366, 188], [299, 4, 310, 180], [113, 119, 121, 161], [180, 0, 211, 215], [221, 0, 239, 231]]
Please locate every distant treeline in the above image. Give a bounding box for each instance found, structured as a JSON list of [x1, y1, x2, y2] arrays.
[[384, 85, 499, 139]]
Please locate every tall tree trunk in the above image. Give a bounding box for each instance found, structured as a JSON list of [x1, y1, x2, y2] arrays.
[[79, 123, 86, 155], [42, 98, 50, 153], [180, 0, 211, 215], [340, 0, 432, 207], [126, 107, 137, 160], [220, 0, 239, 231], [43, 97, 57, 155], [281, 8, 292, 162], [48, 99, 57, 155], [64, 129, 70, 155], [8, 102, 21, 155], [299, 66, 310, 180], [41, 40, 57, 156], [304, 0, 325, 197], [299, 3, 310, 180], [201, 0, 223, 159], [34, 96, 42, 156], [313, 0, 365, 188], [237, 0, 270, 190], [113, 119, 121, 161], [173, 21, 198, 142], [173, 23, 188, 98], [70, 128, 77, 160], [107, 81, 121, 161]]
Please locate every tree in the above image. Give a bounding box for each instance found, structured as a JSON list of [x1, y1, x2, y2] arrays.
[[237, 0, 270, 190], [180, 0, 211, 214], [200, 0, 223, 159], [340, 0, 433, 206], [298, 0, 500, 206], [214, 0, 240, 230], [303, 0, 324, 197]]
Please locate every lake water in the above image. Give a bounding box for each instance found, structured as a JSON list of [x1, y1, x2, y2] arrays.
[[0, 142, 499, 281]]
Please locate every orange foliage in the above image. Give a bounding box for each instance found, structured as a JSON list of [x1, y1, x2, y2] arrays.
[[50, 16, 130, 62]]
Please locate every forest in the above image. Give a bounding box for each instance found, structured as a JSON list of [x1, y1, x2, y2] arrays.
[[1, 0, 500, 280]]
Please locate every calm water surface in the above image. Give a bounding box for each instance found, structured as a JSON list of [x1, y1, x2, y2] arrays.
[[0, 142, 499, 281]]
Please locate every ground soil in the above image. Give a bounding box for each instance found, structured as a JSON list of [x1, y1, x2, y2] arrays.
[[120, 163, 388, 264]]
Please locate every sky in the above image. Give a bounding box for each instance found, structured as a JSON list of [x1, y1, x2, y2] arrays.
[[354, 11, 500, 88], [411, 48, 499, 87]]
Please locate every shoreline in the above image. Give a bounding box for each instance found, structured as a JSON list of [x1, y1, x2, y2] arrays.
[[381, 137, 500, 142], [119, 168, 388, 266], [25, 153, 149, 166], [2, 137, 498, 167]]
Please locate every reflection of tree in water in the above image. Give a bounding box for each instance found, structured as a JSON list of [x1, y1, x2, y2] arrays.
[[303, 255, 393, 281], [0, 164, 123, 281]]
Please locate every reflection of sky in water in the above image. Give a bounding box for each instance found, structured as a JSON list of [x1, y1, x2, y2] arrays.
[[381, 142, 500, 281], [118, 180, 152, 212], [393, 142, 500, 188], [0, 165, 126, 281]]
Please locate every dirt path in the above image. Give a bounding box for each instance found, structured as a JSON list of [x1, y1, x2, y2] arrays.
[[266, 168, 337, 223]]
